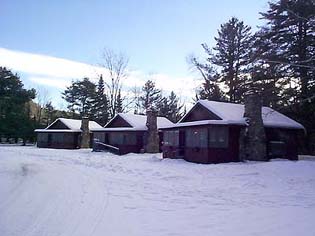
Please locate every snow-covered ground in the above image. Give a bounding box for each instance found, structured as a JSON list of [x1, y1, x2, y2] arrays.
[[0, 146, 315, 236]]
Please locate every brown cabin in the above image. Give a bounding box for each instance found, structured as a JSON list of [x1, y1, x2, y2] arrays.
[[93, 113, 173, 155], [35, 118, 103, 149], [161, 100, 304, 164]]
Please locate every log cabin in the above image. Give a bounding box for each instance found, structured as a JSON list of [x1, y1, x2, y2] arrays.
[[35, 118, 103, 149], [93, 113, 174, 155], [161, 100, 305, 164]]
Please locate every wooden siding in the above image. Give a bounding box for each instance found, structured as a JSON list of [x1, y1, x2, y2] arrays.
[[93, 130, 165, 155], [162, 125, 300, 163], [37, 132, 80, 149], [180, 103, 221, 122], [265, 128, 299, 160], [100, 131, 146, 155], [162, 125, 240, 164], [47, 120, 69, 130], [106, 115, 132, 128]]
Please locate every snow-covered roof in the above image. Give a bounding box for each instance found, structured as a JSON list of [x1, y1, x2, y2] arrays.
[[34, 129, 81, 133], [175, 100, 304, 130], [172, 119, 246, 128], [35, 118, 103, 132], [102, 113, 174, 131]]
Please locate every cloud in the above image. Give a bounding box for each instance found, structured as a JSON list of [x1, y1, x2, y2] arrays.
[[0, 47, 198, 103], [0, 47, 106, 79], [29, 76, 72, 89]]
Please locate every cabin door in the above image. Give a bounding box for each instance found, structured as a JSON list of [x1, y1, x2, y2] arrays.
[[177, 130, 185, 158], [105, 133, 109, 144], [47, 134, 52, 147]]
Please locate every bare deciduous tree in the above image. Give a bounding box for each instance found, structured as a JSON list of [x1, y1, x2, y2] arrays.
[[35, 86, 51, 125], [100, 49, 129, 118]]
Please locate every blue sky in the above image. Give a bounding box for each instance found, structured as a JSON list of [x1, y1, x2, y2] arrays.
[[0, 0, 269, 108]]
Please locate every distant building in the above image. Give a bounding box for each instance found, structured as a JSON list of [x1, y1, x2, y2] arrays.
[[161, 100, 304, 164], [93, 113, 173, 155], [35, 118, 103, 149]]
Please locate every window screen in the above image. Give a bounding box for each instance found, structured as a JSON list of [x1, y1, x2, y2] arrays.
[[209, 126, 229, 148], [164, 130, 179, 146], [110, 133, 136, 145], [186, 128, 208, 148]]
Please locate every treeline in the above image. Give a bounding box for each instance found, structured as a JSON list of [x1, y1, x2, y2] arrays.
[[0, 67, 36, 143], [0, 67, 76, 143], [191, 0, 315, 152], [62, 77, 184, 125], [61, 49, 184, 125]]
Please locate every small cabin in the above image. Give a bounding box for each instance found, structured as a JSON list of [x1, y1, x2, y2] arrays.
[[35, 118, 103, 149], [161, 100, 304, 164], [93, 113, 173, 155]]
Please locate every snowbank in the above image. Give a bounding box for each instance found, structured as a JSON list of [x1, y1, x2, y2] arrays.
[[0, 146, 314, 236]]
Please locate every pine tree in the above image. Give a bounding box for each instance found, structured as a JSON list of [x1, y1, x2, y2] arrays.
[[140, 80, 162, 112], [258, 0, 315, 153], [211, 17, 253, 102], [195, 73, 226, 102], [0, 67, 36, 142], [62, 78, 96, 118], [157, 91, 184, 122], [92, 75, 110, 125], [115, 89, 123, 113], [260, 0, 315, 98]]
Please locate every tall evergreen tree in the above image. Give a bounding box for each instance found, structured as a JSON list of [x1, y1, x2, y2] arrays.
[[157, 91, 184, 122], [258, 0, 315, 153], [140, 80, 162, 112], [195, 73, 226, 102], [0, 67, 36, 143], [62, 78, 96, 118], [259, 0, 315, 98], [92, 75, 109, 125], [115, 89, 123, 113], [210, 17, 253, 102]]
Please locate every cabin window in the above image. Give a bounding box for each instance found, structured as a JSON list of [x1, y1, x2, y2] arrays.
[[52, 133, 64, 144], [94, 132, 105, 142], [37, 133, 48, 142], [186, 128, 208, 148], [124, 133, 137, 145], [208, 126, 229, 148], [109, 133, 136, 145], [163, 130, 179, 146]]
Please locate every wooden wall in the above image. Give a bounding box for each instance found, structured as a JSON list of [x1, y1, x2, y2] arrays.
[[181, 103, 221, 122], [106, 116, 132, 128], [37, 132, 80, 149], [162, 126, 300, 164]]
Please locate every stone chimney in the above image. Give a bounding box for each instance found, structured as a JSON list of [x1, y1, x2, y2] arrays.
[[80, 117, 90, 148], [145, 108, 160, 153], [239, 87, 268, 161]]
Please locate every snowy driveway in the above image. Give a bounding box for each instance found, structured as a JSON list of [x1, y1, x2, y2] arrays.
[[0, 146, 315, 236]]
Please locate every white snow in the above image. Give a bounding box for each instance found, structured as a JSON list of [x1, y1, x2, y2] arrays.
[[179, 100, 304, 130], [50, 118, 102, 130], [172, 119, 246, 128], [40, 118, 103, 132], [1, 146, 315, 236], [103, 113, 174, 131]]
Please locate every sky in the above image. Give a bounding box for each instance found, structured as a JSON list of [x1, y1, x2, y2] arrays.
[[0, 0, 269, 109]]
